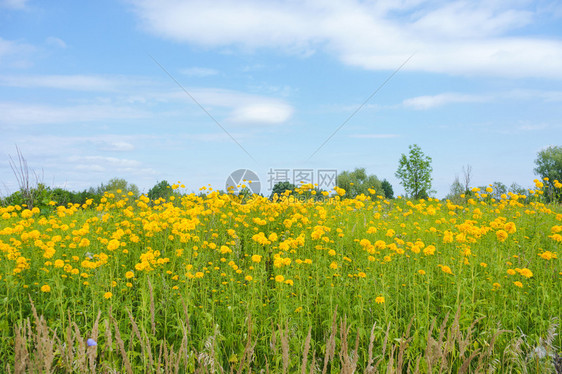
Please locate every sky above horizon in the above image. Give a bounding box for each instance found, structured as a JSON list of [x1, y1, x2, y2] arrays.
[[1, 0, 562, 198]]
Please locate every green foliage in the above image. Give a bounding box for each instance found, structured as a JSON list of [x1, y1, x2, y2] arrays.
[[534, 145, 562, 202], [147, 180, 173, 201], [95, 178, 140, 198], [381, 179, 394, 199], [446, 176, 464, 203], [509, 182, 527, 196], [491, 181, 508, 199], [395, 144, 433, 199], [337, 168, 384, 198], [270, 181, 295, 199]]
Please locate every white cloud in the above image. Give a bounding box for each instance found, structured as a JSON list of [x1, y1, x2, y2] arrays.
[[180, 67, 219, 77], [148, 87, 294, 125], [0, 37, 35, 68], [0, 74, 134, 91], [129, 0, 562, 79], [97, 141, 135, 152], [403, 93, 490, 110], [349, 133, 399, 139], [0, 0, 27, 9], [68, 155, 157, 175], [45, 37, 67, 49], [0, 102, 149, 125], [229, 103, 293, 124]]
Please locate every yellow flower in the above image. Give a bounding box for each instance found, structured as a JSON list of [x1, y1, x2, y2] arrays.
[[125, 271, 134, 279], [104, 292, 113, 299], [284, 279, 294, 285], [513, 281, 523, 288], [504, 222, 516, 234], [507, 269, 516, 275], [251, 254, 262, 263], [41, 285, 51, 293], [375, 296, 385, 304], [418, 269, 426, 275], [245, 275, 253, 281], [496, 230, 508, 242], [275, 275, 285, 283], [539, 251, 556, 260], [329, 261, 338, 270], [195, 272, 204, 278], [54, 259, 65, 268], [517, 268, 533, 278], [423, 245, 436, 256], [440, 265, 453, 275]]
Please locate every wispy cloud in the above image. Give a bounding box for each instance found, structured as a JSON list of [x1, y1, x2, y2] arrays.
[[228, 102, 293, 124], [69, 155, 157, 175], [0, 0, 27, 9], [402, 89, 562, 110], [349, 133, 399, 139], [0, 102, 149, 125], [0, 74, 143, 91], [130, 0, 562, 79], [0, 37, 35, 68], [97, 141, 135, 152], [180, 67, 219, 77], [45, 37, 67, 49], [146, 87, 295, 126], [403, 93, 490, 110]]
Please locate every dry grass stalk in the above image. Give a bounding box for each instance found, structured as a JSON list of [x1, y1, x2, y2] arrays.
[[88, 310, 101, 373], [365, 322, 377, 372], [112, 317, 134, 374], [300, 327, 312, 374], [148, 277, 156, 336], [279, 322, 290, 373], [396, 317, 414, 372], [322, 306, 338, 374], [237, 315, 256, 373]]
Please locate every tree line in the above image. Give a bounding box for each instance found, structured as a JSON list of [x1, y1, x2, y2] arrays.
[[2, 145, 561, 210]]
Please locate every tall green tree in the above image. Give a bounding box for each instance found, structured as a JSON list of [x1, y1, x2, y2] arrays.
[[395, 144, 433, 199], [270, 181, 295, 198], [337, 168, 384, 198], [96, 178, 139, 198], [534, 146, 562, 183], [381, 179, 394, 199], [148, 180, 173, 201]]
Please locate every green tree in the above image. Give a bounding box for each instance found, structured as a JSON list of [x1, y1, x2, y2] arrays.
[[534, 145, 562, 201], [509, 182, 527, 196], [491, 181, 507, 199], [395, 144, 433, 199], [337, 168, 384, 198], [381, 179, 394, 199], [446, 175, 464, 203], [270, 181, 295, 199], [96, 178, 139, 198], [148, 180, 173, 201]]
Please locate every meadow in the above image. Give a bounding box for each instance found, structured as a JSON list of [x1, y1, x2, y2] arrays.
[[0, 181, 560, 373]]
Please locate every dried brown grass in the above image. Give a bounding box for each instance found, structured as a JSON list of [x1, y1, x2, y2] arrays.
[[8, 301, 561, 373]]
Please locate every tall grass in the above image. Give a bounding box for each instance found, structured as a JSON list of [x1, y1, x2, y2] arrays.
[[0, 183, 560, 371]]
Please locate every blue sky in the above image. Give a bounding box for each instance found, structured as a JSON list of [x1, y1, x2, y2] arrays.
[[1, 0, 562, 198]]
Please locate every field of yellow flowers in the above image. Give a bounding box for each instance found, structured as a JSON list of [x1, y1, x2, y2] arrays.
[[0, 181, 560, 372]]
